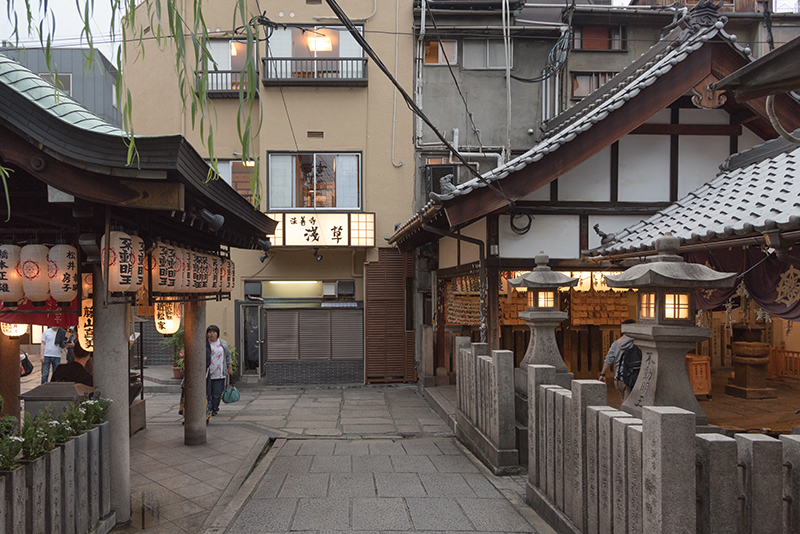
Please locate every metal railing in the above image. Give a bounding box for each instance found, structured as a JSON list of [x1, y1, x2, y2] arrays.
[[261, 57, 368, 86], [196, 70, 256, 96]]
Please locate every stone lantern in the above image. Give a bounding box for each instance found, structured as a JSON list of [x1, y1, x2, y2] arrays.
[[509, 252, 578, 391], [604, 234, 736, 425]]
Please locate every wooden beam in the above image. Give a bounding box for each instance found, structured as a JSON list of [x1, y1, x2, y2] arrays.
[[0, 131, 184, 211], [444, 46, 715, 228], [629, 123, 742, 136]]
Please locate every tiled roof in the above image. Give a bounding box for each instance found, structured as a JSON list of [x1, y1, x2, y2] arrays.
[[389, 6, 755, 242], [0, 52, 127, 136], [585, 134, 800, 258]]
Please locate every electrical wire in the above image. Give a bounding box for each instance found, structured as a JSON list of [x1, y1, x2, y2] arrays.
[[322, 0, 515, 208], [509, 1, 573, 84], [425, 5, 484, 151]]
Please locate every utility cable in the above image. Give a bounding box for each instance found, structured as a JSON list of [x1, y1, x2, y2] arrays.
[[425, 5, 484, 151], [322, 0, 515, 208]]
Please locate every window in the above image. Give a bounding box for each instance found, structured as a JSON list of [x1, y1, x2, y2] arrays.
[[265, 26, 364, 80], [463, 39, 508, 69], [574, 26, 625, 51], [269, 153, 361, 210], [111, 83, 118, 109], [214, 160, 257, 202], [640, 293, 656, 319], [39, 72, 71, 95], [206, 40, 253, 91], [424, 40, 456, 65], [572, 71, 617, 99]]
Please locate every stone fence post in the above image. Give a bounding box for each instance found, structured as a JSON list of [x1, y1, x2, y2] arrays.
[[736, 434, 782, 534], [695, 433, 737, 534]]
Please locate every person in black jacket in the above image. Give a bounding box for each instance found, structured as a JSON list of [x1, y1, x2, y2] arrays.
[[51, 342, 93, 387]]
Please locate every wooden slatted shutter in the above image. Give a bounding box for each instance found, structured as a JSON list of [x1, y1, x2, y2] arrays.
[[365, 248, 416, 383], [299, 310, 331, 360], [266, 310, 299, 360], [331, 309, 363, 360]]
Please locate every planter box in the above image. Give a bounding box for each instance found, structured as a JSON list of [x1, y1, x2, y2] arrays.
[[61, 438, 75, 534], [86, 427, 100, 527], [23, 454, 45, 534], [46, 447, 62, 534], [74, 432, 89, 534], [96, 422, 111, 517]]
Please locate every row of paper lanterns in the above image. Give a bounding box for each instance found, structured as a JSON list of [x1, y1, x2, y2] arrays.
[[0, 233, 235, 306]]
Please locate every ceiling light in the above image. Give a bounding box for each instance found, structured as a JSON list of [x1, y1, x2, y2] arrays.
[[308, 34, 332, 52]]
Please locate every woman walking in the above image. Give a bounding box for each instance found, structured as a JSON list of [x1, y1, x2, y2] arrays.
[[206, 325, 232, 417]]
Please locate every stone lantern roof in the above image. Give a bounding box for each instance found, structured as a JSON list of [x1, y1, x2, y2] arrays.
[[508, 253, 579, 289], [605, 234, 737, 289]]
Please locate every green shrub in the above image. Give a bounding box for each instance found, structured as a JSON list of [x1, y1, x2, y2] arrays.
[[0, 414, 18, 438], [20, 412, 48, 460], [0, 433, 23, 470], [81, 392, 113, 425]]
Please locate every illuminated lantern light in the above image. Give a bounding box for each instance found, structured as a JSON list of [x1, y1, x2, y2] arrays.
[[184, 249, 195, 293], [48, 243, 79, 306], [664, 292, 690, 320], [82, 273, 93, 298], [1, 322, 27, 337], [78, 298, 95, 351], [640, 293, 656, 320], [130, 234, 145, 292], [155, 300, 182, 335], [228, 259, 235, 290], [209, 255, 221, 293], [191, 251, 209, 294], [21, 244, 50, 306], [152, 242, 178, 293], [173, 247, 186, 292], [101, 231, 136, 293], [221, 259, 234, 293], [0, 244, 24, 306]]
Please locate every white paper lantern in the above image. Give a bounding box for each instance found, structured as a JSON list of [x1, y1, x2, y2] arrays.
[[154, 300, 181, 335], [191, 250, 209, 293], [82, 273, 93, 298], [209, 255, 221, 293], [48, 244, 79, 305], [221, 259, 231, 293], [152, 242, 178, 293], [1, 323, 27, 337], [131, 234, 145, 292], [229, 259, 235, 290], [173, 247, 185, 292], [21, 244, 50, 305], [0, 244, 24, 306], [78, 298, 94, 351], [101, 231, 136, 293]]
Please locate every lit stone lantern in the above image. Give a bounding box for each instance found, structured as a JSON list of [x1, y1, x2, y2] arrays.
[[604, 234, 736, 425], [509, 252, 578, 391]]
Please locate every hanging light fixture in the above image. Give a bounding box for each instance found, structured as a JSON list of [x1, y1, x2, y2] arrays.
[[154, 299, 181, 335], [173, 247, 185, 293], [307, 32, 333, 52], [209, 255, 221, 293], [21, 243, 50, 306], [48, 243, 79, 306], [130, 233, 145, 293], [101, 230, 136, 293], [81, 273, 93, 299], [78, 298, 95, 351], [152, 241, 177, 293], [0, 244, 24, 306], [1, 322, 27, 338]]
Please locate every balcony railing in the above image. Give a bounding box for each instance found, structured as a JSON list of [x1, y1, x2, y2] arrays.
[[261, 57, 368, 87], [196, 70, 259, 98]]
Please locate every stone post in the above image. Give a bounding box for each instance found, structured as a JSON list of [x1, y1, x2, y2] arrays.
[[641, 406, 695, 534], [0, 330, 21, 419], [598, 411, 635, 534], [421, 325, 435, 387], [493, 349, 515, 452], [569, 380, 606, 532], [611, 417, 641, 534], [735, 434, 782, 534], [695, 433, 737, 534], [184, 299, 207, 445], [586, 406, 616, 534], [92, 263, 131, 523], [780, 435, 800, 533], [626, 424, 643, 534], [554, 388, 571, 511], [527, 364, 555, 489]]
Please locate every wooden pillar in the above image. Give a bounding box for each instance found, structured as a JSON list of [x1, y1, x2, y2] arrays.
[[0, 330, 21, 419], [487, 268, 500, 353], [92, 263, 131, 523], [183, 300, 207, 446]]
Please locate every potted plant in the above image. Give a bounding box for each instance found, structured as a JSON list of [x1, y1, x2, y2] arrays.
[[161, 325, 185, 379]]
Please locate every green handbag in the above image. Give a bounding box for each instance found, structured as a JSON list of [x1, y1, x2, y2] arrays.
[[222, 384, 240, 404]]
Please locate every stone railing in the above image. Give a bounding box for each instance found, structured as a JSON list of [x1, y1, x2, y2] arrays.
[[1, 422, 115, 534], [455, 341, 520, 474], [525, 363, 800, 534]]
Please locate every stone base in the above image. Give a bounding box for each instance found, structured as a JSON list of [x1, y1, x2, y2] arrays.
[[129, 398, 146, 436], [526, 482, 581, 534], [724, 384, 777, 399], [454, 410, 521, 476], [95, 511, 117, 534], [515, 422, 528, 467]]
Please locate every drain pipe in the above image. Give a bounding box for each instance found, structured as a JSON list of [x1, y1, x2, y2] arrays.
[[422, 222, 486, 343]]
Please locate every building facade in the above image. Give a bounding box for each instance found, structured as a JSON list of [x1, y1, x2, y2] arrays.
[[124, 0, 416, 385]]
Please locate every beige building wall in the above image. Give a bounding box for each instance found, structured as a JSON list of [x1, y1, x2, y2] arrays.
[[124, 0, 415, 340]]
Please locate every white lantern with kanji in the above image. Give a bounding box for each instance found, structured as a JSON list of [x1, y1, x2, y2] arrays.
[[154, 300, 181, 335], [82, 273, 93, 298], [101, 231, 136, 293], [229, 259, 235, 290], [1, 323, 27, 337], [209, 255, 221, 293], [21, 244, 50, 305], [173, 247, 185, 292], [191, 251, 208, 293], [78, 298, 94, 351], [152, 242, 177, 293], [48, 244, 79, 305], [131, 234, 145, 292], [221, 259, 232, 293], [0, 244, 24, 306]]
